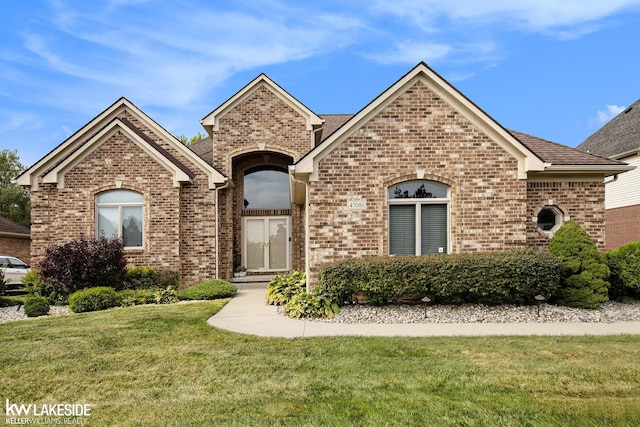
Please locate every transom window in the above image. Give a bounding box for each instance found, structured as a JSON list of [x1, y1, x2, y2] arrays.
[[96, 190, 143, 247], [388, 181, 449, 255], [243, 166, 290, 209]]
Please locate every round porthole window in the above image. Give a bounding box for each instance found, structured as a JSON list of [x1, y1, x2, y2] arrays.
[[536, 206, 563, 232]]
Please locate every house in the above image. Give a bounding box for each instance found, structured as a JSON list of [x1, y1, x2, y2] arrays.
[[17, 63, 633, 287], [577, 99, 640, 249], [0, 216, 30, 264]]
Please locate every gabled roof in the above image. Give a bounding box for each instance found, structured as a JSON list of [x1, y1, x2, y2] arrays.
[[0, 216, 29, 237], [294, 62, 547, 181], [511, 130, 628, 169], [577, 99, 640, 159], [200, 73, 323, 134], [17, 98, 226, 190]]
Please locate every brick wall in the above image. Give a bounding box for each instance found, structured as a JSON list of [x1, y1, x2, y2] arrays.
[[0, 236, 30, 264], [212, 83, 313, 279], [605, 204, 640, 249], [526, 180, 606, 250], [307, 80, 528, 285]]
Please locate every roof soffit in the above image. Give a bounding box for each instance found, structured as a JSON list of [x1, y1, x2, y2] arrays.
[[295, 63, 545, 180], [201, 74, 323, 133]]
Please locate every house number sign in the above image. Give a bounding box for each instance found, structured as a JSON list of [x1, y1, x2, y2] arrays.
[[347, 199, 367, 210]]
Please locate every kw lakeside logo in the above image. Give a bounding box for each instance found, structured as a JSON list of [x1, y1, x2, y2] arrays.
[[5, 399, 91, 425]]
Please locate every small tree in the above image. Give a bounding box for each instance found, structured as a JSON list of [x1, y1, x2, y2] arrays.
[[37, 235, 128, 303], [548, 221, 610, 309]]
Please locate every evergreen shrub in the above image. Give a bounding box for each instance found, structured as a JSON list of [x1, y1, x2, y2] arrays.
[[605, 241, 640, 300], [68, 287, 121, 313], [548, 221, 610, 308], [178, 280, 237, 301], [23, 295, 50, 317]]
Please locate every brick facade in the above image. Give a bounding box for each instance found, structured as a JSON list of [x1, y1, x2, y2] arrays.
[[211, 83, 313, 279], [30, 111, 218, 287], [23, 64, 618, 290], [307, 81, 529, 284], [605, 204, 640, 249]]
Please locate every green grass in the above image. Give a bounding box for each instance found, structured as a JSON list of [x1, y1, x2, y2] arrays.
[[1, 301, 640, 426]]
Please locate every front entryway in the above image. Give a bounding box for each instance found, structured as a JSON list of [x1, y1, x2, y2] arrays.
[[243, 216, 291, 272]]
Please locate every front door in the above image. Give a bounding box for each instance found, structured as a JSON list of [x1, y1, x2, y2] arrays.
[[243, 216, 290, 272]]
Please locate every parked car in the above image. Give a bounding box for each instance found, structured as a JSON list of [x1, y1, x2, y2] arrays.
[[0, 255, 30, 284]]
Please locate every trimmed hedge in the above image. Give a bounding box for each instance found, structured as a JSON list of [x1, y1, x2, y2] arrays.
[[606, 241, 640, 300], [125, 266, 180, 290], [318, 249, 561, 306], [68, 287, 121, 313], [23, 296, 50, 317], [178, 280, 237, 301]]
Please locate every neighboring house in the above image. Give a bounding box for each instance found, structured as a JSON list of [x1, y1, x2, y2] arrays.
[[577, 99, 640, 249], [0, 216, 30, 264], [17, 63, 632, 287]]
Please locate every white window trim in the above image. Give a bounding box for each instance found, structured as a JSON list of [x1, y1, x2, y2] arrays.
[[388, 196, 451, 255], [96, 191, 144, 249], [534, 205, 565, 237]]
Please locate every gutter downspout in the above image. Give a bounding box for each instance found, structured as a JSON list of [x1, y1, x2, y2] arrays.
[[604, 174, 619, 185], [215, 178, 230, 279], [289, 168, 311, 293]]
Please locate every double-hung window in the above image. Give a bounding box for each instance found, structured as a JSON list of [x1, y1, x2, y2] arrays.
[[388, 181, 449, 255], [96, 190, 143, 248]]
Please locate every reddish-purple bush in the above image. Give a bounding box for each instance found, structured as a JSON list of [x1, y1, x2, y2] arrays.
[[37, 236, 128, 303]]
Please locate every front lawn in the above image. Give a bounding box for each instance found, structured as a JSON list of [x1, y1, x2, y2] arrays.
[[1, 301, 639, 426]]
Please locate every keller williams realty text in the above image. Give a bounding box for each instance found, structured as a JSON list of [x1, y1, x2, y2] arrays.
[[5, 400, 91, 418]]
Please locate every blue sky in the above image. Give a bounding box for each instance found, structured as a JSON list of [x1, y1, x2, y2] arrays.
[[2, 0, 640, 168]]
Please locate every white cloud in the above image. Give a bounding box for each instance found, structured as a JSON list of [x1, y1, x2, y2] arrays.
[[589, 105, 626, 128], [365, 41, 452, 64], [23, 2, 365, 111], [370, 0, 640, 35]]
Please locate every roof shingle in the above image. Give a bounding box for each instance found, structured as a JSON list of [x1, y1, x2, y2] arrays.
[[577, 99, 640, 158]]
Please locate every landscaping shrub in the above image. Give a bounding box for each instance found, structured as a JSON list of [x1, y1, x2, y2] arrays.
[[23, 296, 50, 317], [126, 266, 158, 289], [118, 289, 156, 307], [125, 266, 180, 290], [156, 269, 180, 289], [0, 296, 22, 307], [22, 270, 66, 305], [68, 287, 121, 313], [318, 249, 561, 306], [37, 236, 128, 303], [0, 268, 5, 295], [284, 292, 340, 319], [266, 271, 306, 305], [606, 241, 640, 300], [548, 221, 610, 309], [178, 280, 237, 301], [153, 286, 179, 305]]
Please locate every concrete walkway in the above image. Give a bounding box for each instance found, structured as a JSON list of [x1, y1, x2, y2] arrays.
[[207, 284, 640, 338]]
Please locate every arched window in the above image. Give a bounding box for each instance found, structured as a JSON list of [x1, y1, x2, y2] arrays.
[[96, 190, 143, 247], [388, 181, 449, 255], [243, 166, 290, 209]]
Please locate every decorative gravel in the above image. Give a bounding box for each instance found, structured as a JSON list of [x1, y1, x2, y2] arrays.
[[0, 304, 73, 323], [302, 300, 640, 324]]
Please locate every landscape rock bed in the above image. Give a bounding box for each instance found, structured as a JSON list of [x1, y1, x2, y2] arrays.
[[303, 300, 640, 324]]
